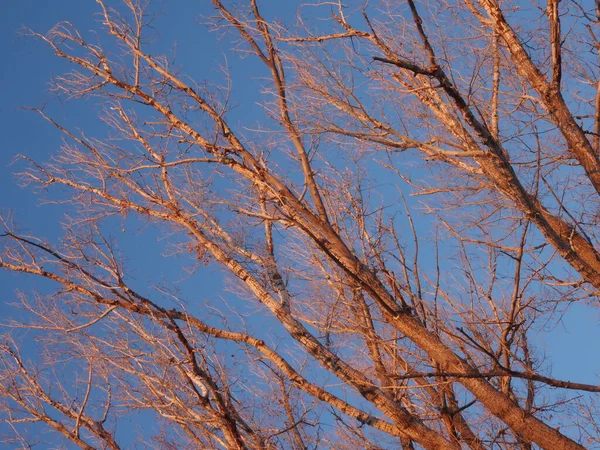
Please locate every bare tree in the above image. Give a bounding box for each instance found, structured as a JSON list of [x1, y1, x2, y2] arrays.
[[2, 0, 600, 448]]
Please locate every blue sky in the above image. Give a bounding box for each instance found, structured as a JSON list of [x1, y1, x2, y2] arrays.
[[0, 1, 265, 303], [0, 2, 247, 447], [1, 0, 600, 448], [0, 2, 332, 447]]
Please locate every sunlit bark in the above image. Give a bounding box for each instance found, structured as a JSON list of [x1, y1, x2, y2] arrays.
[[1, 0, 600, 448]]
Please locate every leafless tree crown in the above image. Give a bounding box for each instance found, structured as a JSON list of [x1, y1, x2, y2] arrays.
[[2, 0, 600, 449]]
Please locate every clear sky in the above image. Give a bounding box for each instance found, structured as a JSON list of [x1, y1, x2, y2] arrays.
[[0, 1, 265, 304], [1, 1, 600, 448], [0, 2, 315, 447], [0, 2, 249, 447]]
